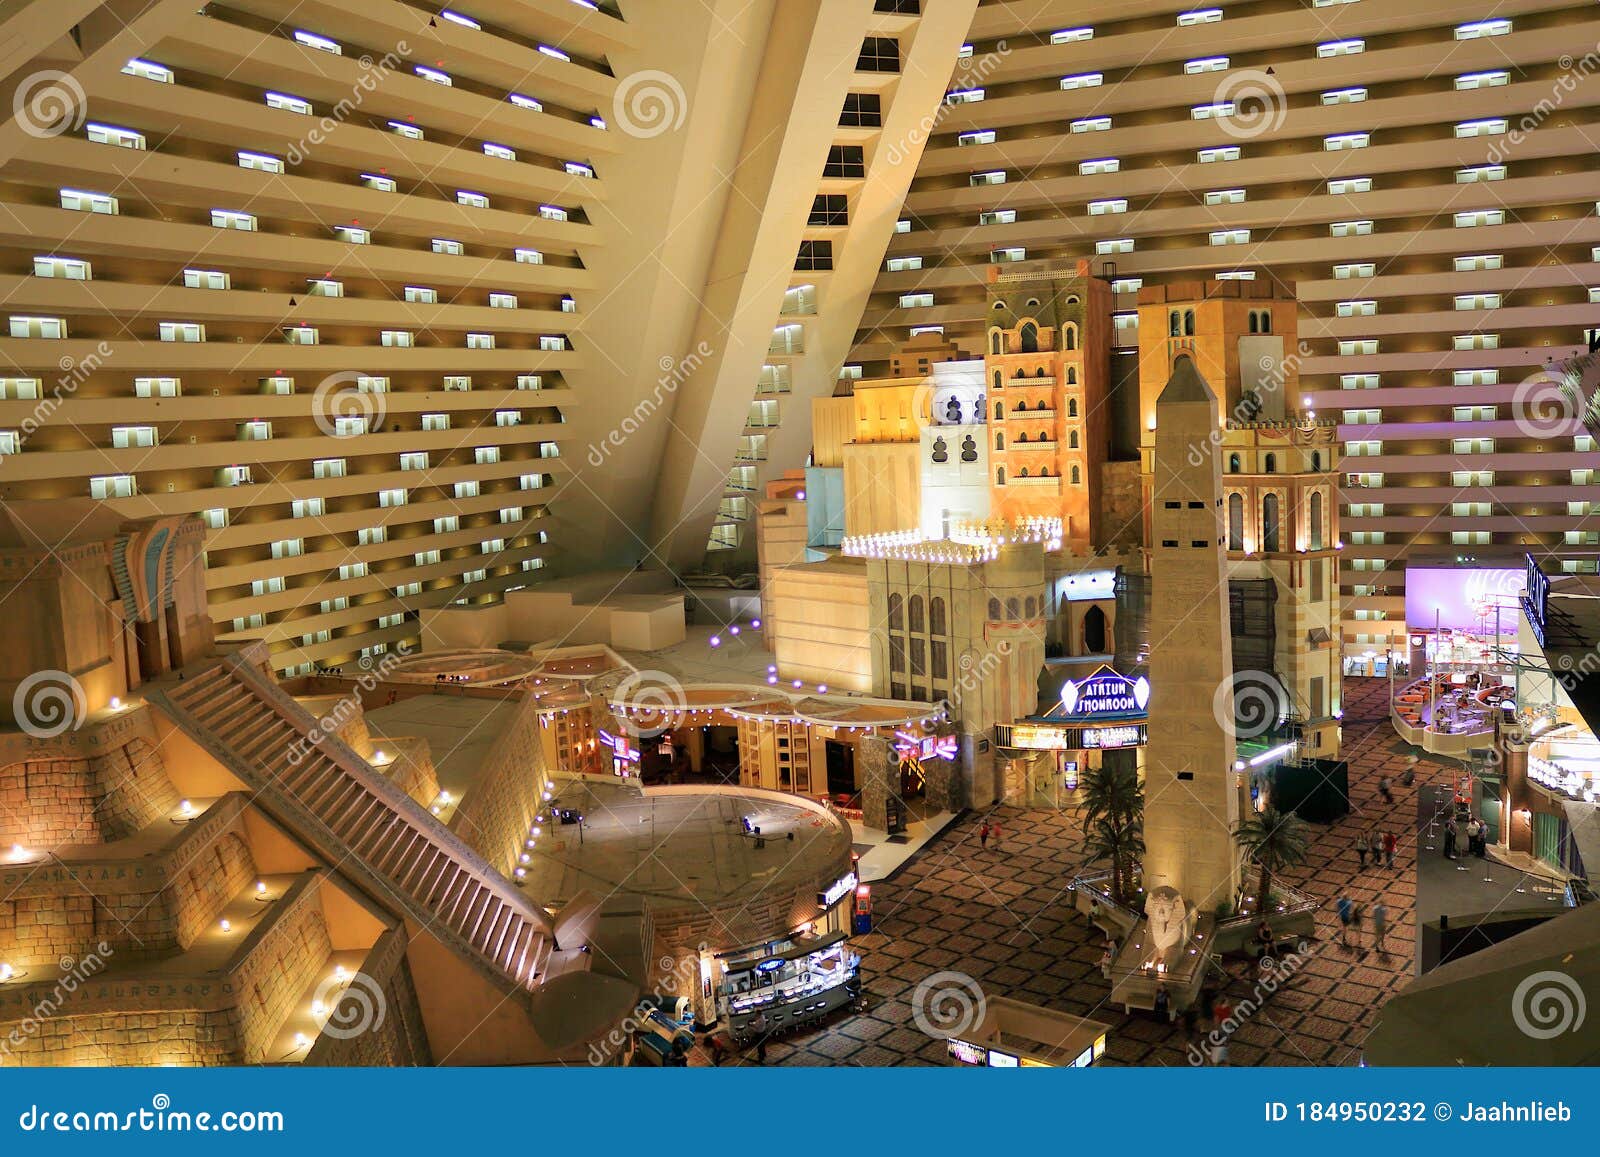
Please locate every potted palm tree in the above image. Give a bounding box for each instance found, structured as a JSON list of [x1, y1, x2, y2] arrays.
[[1232, 805, 1310, 915]]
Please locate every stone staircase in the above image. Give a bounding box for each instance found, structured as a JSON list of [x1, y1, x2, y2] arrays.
[[148, 650, 558, 993]]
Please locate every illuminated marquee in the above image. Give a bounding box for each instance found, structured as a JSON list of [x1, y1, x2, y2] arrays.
[[1060, 669, 1150, 718]]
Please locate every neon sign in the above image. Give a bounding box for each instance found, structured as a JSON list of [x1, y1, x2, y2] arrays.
[[1079, 725, 1146, 750], [818, 871, 858, 909], [894, 732, 958, 762], [598, 729, 639, 763], [1059, 668, 1149, 719]]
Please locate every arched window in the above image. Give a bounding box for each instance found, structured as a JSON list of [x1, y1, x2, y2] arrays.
[[1263, 453, 1277, 474], [995, 466, 1005, 485], [988, 597, 1001, 620], [1019, 467, 1029, 477], [1311, 450, 1322, 472], [909, 595, 925, 632], [1020, 322, 1039, 353], [1070, 465, 1081, 484], [1063, 324, 1077, 351], [1017, 431, 1028, 443], [1006, 597, 1021, 620], [1262, 494, 1280, 552], [1310, 492, 1324, 550], [990, 330, 1002, 356], [1184, 309, 1196, 336], [994, 401, 1004, 419], [930, 597, 946, 635], [1228, 452, 1241, 473], [1169, 310, 1181, 337], [1066, 294, 1080, 305], [1259, 311, 1272, 334], [1228, 493, 1244, 550], [1068, 398, 1078, 417], [995, 432, 1005, 450], [1024, 596, 1037, 619], [1069, 430, 1079, 448], [1036, 367, 1047, 378], [888, 593, 903, 629], [992, 370, 1002, 391], [1066, 366, 1077, 384], [1248, 311, 1260, 335]]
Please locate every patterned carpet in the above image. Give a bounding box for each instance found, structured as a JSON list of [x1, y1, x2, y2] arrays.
[[703, 677, 1445, 1067]]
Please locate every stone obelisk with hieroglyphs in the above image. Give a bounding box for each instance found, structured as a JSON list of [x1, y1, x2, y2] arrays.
[[1143, 358, 1246, 912]]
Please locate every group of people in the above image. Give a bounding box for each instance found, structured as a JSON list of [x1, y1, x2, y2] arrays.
[[1441, 814, 1490, 860], [1335, 895, 1392, 955], [433, 672, 474, 684], [1354, 827, 1400, 870]]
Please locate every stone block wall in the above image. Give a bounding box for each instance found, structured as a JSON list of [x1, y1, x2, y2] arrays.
[[233, 883, 334, 1064], [170, 830, 257, 949], [450, 694, 549, 877], [1, 1008, 238, 1068], [0, 734, 179, 848], [307, 932, 431, 1067], [0, 808, 256, 968]]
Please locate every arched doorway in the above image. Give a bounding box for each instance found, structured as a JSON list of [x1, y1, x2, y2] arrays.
[[1082, 605, 1108, 653]]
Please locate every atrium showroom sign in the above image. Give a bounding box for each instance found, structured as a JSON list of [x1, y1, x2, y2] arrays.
[[1060, 669, 1150, 717]]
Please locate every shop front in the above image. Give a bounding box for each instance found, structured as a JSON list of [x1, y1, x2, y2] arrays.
[[716, 928, 861, 1044], [995, 664, 1149, 806]]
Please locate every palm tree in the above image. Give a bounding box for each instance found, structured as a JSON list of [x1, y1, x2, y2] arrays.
[[1233, 805, 1311, 913], [1080, 763, 1145, 905], [1083, 815, 1145, 907], [1081, 762, 1142, 831]]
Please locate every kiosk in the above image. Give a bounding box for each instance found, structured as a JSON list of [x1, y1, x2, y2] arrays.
[[719, 931, 861, 1042]]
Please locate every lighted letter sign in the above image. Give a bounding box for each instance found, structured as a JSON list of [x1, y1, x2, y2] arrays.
[[817, 871, 858, 909], [1059, 669, 1149, 719], [893, 733, 959, 762], [1078, 724, 1146, 750]]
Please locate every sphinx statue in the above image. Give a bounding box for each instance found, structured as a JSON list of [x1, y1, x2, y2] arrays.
[[1144, 885, 1191, 968]]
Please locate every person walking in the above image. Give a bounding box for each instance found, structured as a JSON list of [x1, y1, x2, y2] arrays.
[[1212, 995, 1233, 1033], [1383, 830, 1398, 870], [751, 1011, 769, 1065], [978, 821, 990, 850], [1443, 817, 1458, 860], [1380, 775, 1394, 804], [1368, 829, 1383, 867], [1336, 895, 1355, 947], [1372, 900, 1390, 956], [989, 818, 1003, 850], [1355, 832, 1368, 869], [1154, 984, 1171, 1022]]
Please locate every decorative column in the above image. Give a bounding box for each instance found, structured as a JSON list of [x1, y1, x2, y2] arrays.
[[858, 734, 895, 832]]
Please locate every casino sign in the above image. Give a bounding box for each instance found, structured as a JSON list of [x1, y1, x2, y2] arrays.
[[995, 665, 1150, 752]]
